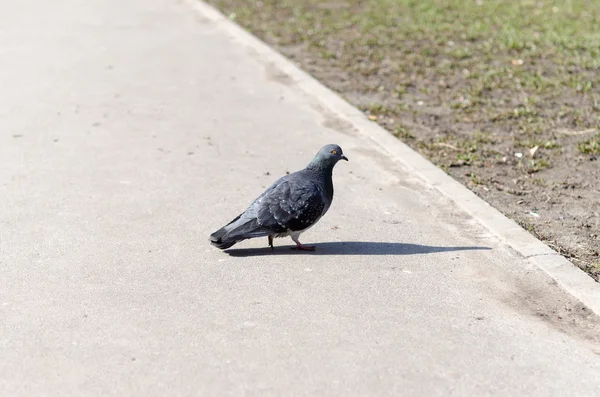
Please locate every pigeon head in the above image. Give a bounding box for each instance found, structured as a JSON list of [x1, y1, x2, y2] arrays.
[[307, 144, 348, 170]]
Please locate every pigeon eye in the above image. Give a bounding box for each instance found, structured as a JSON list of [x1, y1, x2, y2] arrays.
[[330, 150, 337, 154]]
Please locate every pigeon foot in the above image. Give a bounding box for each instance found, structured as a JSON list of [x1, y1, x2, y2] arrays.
[[268, 235, 274, 251], [292, 243, 316, 251]]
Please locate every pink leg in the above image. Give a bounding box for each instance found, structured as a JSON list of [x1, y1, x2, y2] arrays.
[[291, 236, 315, 251]]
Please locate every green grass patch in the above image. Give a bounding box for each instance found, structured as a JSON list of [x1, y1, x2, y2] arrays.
[[578, 134, 600, 154]]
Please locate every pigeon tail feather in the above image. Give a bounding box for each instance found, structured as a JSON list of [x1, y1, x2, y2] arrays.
[[210, 214, 272, 250]]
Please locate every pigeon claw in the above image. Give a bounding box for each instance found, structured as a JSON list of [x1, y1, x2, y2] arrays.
[[292, 243, 316, 251]]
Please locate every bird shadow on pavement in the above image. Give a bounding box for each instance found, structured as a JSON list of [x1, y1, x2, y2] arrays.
[[224, 241, 491, 257]]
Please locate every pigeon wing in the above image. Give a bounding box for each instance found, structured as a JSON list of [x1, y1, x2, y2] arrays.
[[254, 177, 326, 232]]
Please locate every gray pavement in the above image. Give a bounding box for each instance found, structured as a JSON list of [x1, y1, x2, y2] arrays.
[[1, 0, 600, 396]]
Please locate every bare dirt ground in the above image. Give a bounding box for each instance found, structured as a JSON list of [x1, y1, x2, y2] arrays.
[[206, 0, 600, 280]]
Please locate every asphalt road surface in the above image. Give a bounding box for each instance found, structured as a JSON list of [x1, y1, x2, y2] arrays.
[[1, 0, 599, 395]]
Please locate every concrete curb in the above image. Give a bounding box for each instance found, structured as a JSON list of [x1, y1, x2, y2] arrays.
[[186, 0, 600, 316]]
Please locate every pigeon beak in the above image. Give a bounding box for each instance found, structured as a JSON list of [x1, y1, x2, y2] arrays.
[[341, 155, 349, 161]]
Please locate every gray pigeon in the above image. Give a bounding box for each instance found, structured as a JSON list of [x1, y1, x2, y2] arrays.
[[210, 144, 348, 250]]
